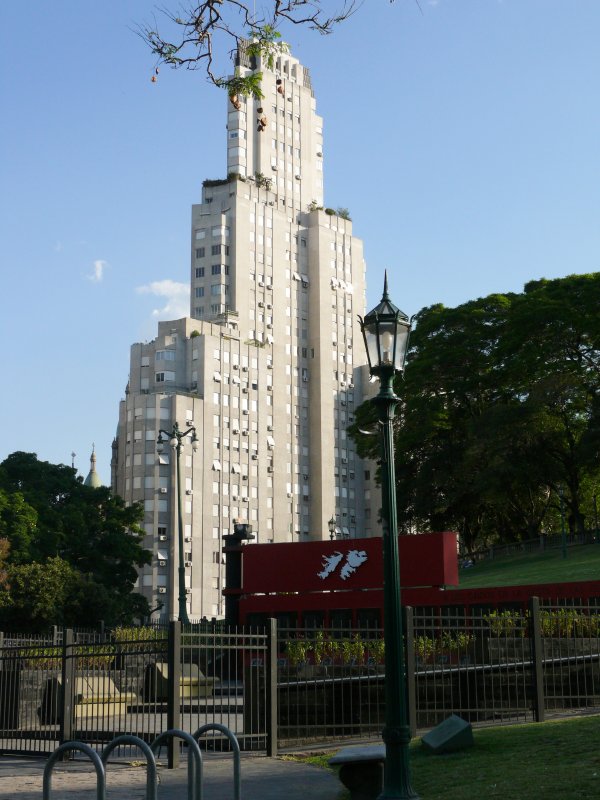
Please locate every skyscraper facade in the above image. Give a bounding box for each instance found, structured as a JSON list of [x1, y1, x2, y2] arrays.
[[112, 46, 379, 620]]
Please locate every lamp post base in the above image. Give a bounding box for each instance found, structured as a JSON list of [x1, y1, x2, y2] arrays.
[[377, 725, 420, 800]]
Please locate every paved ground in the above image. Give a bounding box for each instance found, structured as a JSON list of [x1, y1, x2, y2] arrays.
[[0, 752, 343, 800]]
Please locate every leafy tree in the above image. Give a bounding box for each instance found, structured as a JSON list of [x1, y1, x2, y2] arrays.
[[0, 538, 9, 604], [2, 557, 81, 631], [0, 452, 151, 629], [0, 489, 37, 564], [350, 274, 600, 552]]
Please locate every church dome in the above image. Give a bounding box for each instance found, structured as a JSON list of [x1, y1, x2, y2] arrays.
[[83, 446, 103, 488]]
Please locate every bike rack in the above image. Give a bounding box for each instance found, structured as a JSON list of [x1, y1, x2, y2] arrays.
[[101, 734, 158, 800], [43, 741, 106, 800], [151, 728, 204, 800], [193, 723, 242, 800], [44, 725, 241, 800]]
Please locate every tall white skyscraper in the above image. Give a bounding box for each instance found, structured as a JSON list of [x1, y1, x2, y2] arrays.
[[112, 45, 379, 620]]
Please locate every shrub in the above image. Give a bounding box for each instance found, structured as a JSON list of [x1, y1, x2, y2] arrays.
[[20, 644, 116, 670], [484, 610, 526, 636], [414, 633, 473, 660], [113, 625, 167, 654]]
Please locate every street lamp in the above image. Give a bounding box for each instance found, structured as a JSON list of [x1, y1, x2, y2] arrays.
[[157, 421, 199, 624], [593, 492, 598, 544], [328, 515, 337, 541], [359, 272, 418, 800]]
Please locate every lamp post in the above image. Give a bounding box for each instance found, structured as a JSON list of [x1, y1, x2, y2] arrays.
[[328, 515, 337, 541], [593, 492, 598, 544], [559, 486, 567, 560], [359, 272, 418, 800], [157, 421, 199, 624]]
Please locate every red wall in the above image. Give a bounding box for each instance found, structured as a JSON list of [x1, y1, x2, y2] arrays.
[[239, 531, 458, 595], [239, 579, 600, 622]]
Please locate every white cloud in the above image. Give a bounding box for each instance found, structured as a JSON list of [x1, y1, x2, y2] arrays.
[[136, 279, 190, 319], [88, 259, 108, 282]]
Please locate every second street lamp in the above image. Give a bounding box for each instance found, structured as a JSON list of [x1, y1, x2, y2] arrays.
[[157, 421, 199, 624], [328, 515, 337, 541], [359, 272, 418, 800]]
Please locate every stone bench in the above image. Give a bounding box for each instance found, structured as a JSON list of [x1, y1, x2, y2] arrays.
[[38, 675, 137, 724], [329, 744, 385, 800], [142, 661, 219, 701]]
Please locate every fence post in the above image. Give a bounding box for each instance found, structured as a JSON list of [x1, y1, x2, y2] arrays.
[[167, 620, 182, 768], [403, 606, 417, 738], [529, 597, 545, 723], [266, 618, 278, 756], [60, 629, 75, 746]]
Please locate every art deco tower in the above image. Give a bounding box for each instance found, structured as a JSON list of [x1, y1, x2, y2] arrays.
[[112, 46, 379, 620]]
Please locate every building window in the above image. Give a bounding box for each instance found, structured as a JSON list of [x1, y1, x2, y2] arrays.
[[195, 306, 204, 317], [195, 229, 206, 240], [195, 287, 204, 297], [155, 371, 175, 382], [195, 266, 205, 278], [155, 350, 176, 361], [196, 247, 205, 259], [212, 225, 230, 238]]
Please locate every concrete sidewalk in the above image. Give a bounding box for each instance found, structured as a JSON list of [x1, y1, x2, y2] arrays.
[[0, 752, 342, 800]]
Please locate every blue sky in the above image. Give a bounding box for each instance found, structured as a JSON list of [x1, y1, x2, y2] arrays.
[[1, 0, 599, 480]]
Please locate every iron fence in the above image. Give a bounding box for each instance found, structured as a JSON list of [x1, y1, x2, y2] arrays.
[[470, 530, 599, 563], [276, 626, 385, 746], [0, 622, 270, 759], [2, 600, 600, 757], [411, 605, 533, 729]]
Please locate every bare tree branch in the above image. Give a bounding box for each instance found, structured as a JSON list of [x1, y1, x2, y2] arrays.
[[135, 1, 362, 95]]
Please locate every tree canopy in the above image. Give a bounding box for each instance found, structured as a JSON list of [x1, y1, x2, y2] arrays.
[[0, 452, 151, 631], [350, 273, 600, 553]]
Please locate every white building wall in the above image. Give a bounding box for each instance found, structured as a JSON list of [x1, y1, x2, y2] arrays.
[[113, 47, 381, 620]]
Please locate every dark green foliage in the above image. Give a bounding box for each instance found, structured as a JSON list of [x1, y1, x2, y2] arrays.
[[350, 273, 600, 552], [0, 452, 151, 631]]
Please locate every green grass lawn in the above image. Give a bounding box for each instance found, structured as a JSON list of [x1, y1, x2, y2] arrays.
[[294, 715, 600, 799], [454, 542, 600, 590]]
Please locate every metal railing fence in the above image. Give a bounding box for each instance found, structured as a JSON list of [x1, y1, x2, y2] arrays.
[[2, 600, 600, 757], [0, 622, 269, 758], [469, 530, 599, 564], [276, 626, 386, 746], [411, 605, 533, 729]]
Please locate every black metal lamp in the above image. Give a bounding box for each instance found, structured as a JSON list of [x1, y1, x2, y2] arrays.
[[328, 515, 337, 541], [359, 272, 411, 382], [359, 272, 418, 800]]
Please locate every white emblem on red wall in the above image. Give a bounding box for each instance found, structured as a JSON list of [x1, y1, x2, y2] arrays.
[[317, 549, 368, 581], [317, 551, 344, 579]]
